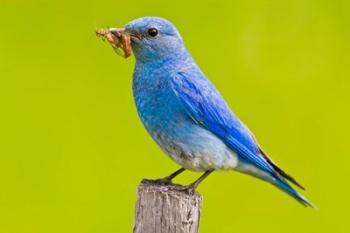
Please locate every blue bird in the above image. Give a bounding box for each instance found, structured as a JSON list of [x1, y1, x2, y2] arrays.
[[99, 17, 314, 207]]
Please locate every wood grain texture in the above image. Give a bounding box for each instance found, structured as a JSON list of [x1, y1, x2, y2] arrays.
[[133, 179, 202, 233]]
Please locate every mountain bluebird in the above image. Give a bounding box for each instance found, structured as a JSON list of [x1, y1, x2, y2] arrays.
[[97, 17, 314, 207]]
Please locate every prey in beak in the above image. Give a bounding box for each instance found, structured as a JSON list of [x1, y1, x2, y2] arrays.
[[96, 28, 132, 58]]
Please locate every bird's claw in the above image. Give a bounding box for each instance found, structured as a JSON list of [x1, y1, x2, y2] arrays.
[[175, 184, 196, 195], [141, 179, 198, 195], [154, 177, 173, 185], [142, 177, 173, 186]]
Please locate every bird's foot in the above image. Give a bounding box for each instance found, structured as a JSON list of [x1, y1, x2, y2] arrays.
[[141, 179, 198, 195], [142, 168, 186, 187], [175, 184, 196, 195], [154, 177, 173, 185], [142, 177, 173, 186]]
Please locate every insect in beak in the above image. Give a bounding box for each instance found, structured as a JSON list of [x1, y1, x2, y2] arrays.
[[96, 27, 132, 58]]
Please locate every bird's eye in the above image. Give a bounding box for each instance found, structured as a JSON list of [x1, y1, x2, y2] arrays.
[[147, 28, 158, 37]]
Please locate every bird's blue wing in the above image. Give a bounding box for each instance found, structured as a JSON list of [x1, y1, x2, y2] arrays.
[[171, 71, 276, 175], [170, 71, 314, 206]]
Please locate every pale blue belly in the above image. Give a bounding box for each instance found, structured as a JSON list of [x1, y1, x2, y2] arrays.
[[153, 120, 239, 171]]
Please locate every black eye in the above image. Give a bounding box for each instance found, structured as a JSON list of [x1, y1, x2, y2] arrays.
[[147, 28, 158, 37]]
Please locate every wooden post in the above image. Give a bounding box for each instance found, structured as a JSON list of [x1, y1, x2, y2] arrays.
[[133, 179, 202, 233]]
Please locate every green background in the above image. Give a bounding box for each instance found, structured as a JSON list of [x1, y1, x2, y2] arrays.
[[0, 0, 349, 232]]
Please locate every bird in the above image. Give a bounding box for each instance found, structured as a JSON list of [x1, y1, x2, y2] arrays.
[[98, 16, 314, 207]]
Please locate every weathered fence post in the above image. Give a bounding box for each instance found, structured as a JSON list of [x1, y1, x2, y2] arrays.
[[133, 179, 202, 233]]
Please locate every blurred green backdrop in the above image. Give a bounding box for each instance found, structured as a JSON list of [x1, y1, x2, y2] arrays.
[[0, 0, 349, 232]]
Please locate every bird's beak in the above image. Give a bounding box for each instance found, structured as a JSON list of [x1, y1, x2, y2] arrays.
[[96, 27, 132, 58]]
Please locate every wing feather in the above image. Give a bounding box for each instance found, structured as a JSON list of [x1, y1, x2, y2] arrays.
[[171, 71, 305, 189], [171, 71, 276, 175]]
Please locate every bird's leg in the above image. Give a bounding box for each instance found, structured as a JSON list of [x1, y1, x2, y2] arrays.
[[184, 170, 214, 194], [152, 168, 186, 185]]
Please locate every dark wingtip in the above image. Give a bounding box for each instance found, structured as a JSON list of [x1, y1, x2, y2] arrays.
[[258, 147, 305, 190], [279, 170, 306, 190]]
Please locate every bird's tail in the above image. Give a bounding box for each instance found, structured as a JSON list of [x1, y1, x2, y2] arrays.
[[272, 177, 316, 208]]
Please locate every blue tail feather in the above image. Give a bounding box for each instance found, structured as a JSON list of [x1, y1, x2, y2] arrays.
[[273, 177, 316, 208]]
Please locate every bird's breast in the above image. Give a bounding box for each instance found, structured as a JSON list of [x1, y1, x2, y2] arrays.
[[132, 69, 185, 132]]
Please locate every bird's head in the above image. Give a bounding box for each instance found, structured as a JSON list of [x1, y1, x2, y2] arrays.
[[97, 17, 186, 62]]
